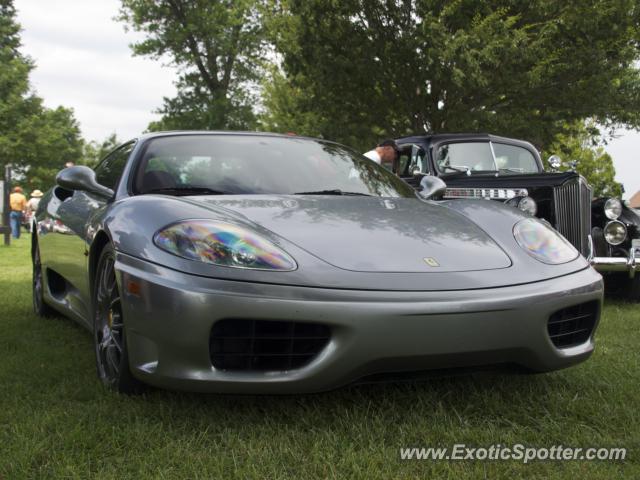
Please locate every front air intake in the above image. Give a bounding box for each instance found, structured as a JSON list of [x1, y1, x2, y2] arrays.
[[210, 319, 330, 371], [547, 301, 599, 349]]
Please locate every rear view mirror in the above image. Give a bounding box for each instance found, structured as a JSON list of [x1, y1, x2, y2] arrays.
[[56, 166, 114, 199]]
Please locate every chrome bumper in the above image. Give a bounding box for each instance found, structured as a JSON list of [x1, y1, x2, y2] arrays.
[[589, 237, 640, 278]]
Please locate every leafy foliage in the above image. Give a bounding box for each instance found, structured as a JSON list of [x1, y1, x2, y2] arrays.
[[82, 133, 121, 168], [119, 0, 268, 131], [265, 0, 640, 151], [0, 0, 83, 192], [544, 123, 623, 198]]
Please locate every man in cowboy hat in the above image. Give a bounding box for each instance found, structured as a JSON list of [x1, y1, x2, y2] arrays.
[[25, 189, 43, 233], [26, 189, 43, 213]]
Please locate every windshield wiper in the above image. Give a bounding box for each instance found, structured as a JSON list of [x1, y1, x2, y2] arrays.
[[441, 165, 472, 177], [145, 186, 230, 196], [293, 189, 372, 196]]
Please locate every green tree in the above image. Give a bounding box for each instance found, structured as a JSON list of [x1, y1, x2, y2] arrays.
[[544, 123, 623, 198], [20, 107, 84, 189], [265, 0, 640, 151], [0, 0, 83, 191], [119, 0, 267, 131], [82, 133, 121, 167]]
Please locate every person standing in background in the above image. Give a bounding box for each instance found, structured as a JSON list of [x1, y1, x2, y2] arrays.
[[26, 189, 43, 214], [9, 186, 27, 239], [363, 139, 400, 171], [25, 189, 43, 232]]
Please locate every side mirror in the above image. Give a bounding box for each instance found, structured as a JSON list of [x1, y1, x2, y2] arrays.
[[418, 176, 447, 200], [56, 166, 114, 199]]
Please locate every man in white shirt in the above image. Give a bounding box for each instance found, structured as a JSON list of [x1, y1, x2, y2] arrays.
[[363, 139, 400, 170]]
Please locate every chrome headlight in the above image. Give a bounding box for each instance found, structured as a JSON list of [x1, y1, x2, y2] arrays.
[[517, 196, 537, 216], [548, 155, 562, 170], [603, 220, 627, 245], [604, 198, 622, 220], [513, 218, 579, 264], [506, 195, 537, 216], [154, 220, 297, 271]]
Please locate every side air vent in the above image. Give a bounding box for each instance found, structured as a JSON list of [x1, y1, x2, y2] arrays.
[[547, 301, 598, 349]]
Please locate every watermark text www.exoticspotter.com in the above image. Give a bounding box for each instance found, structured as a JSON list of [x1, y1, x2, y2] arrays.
[[399, 444, 626, 464]]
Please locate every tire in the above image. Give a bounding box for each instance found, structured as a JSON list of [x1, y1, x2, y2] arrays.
[[32, 241, 55, 317], [93, 244, 145, 394]]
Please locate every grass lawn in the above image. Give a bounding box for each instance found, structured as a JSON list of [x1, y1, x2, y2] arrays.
[[0, 234, 638, 478]]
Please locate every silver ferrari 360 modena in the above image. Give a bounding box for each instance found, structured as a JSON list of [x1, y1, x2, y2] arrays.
[[32, 132, 603, 394]]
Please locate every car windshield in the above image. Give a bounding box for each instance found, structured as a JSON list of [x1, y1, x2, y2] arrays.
[[134, 135, 416, 198], [435, 141, 540, 175]]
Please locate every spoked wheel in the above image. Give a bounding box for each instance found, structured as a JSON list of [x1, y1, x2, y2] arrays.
[[33, 242, 54, 317], [93, 244, 144, 394]]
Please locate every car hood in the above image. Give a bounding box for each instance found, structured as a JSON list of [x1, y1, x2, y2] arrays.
[[189, 195, 512, 273]]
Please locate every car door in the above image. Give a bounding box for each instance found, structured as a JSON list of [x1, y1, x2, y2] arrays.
[[397, 144, 428, 188], [39, 142, 135, 321]]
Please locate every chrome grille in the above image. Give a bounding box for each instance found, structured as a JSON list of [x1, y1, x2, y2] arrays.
[[553, 177, 592, 256], [444, 187, 529, 200]]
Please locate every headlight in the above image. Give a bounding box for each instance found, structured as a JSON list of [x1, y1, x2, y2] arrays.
[[604, 198, 622, 220], [517, 196, 537, 216], [154, 220, 297, 271], [548, 155, 562, 170], [603, 220, 627, 245], [513, 218, 579, 264], [506, 195, 537, 216]]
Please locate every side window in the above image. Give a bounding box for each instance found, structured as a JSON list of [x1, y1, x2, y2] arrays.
[[395, 148, 412, 175], [409, 145, 427, 174], [397, 144, 427, 176], [95, 142, 135, 190]]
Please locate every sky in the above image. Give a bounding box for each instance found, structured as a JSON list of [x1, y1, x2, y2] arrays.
[[14, 0, 639, 198], [15, 0, 177, 143]]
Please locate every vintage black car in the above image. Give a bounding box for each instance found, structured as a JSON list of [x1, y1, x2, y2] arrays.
[[392, 133, 640, 301]]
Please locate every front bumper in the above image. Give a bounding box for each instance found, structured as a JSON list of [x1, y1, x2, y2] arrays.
[[590, 239, 640, 278], [116, 252, 603, 394]]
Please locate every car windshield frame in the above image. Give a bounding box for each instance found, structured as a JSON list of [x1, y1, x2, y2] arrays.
[[433, 140, 541, 176], [131, 134, 417, 199]]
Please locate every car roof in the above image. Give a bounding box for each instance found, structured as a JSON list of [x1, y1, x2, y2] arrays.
[[395, 133, 539, 151], [133, 130, 323, 143]]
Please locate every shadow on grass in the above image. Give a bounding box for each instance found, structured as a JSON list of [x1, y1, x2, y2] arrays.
[[120, 365, 588, 436]]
